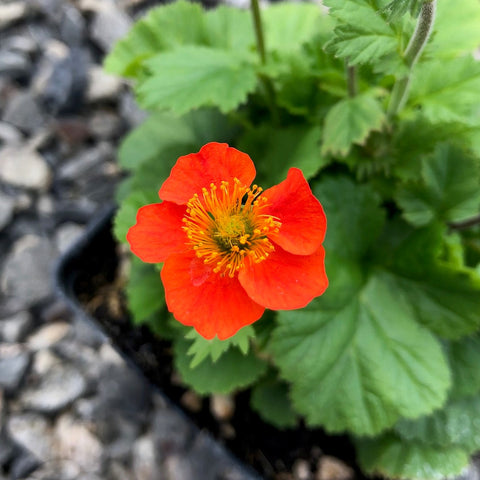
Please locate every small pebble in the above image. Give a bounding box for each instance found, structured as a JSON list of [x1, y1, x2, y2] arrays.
[[27, 322, 71, 350], [210, 394, 235, 421], [316, 456, 354, 480]]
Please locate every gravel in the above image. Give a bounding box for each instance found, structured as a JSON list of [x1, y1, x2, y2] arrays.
[[0, 1, 263, 479]]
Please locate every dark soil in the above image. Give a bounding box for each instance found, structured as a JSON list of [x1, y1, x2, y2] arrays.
[[60, 208, 370, 480]]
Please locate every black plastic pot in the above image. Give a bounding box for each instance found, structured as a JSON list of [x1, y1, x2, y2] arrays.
[[54, 204, 262, 480]]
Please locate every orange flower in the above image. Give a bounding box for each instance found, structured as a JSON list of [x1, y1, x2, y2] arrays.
[[127, 142, 328, 339]]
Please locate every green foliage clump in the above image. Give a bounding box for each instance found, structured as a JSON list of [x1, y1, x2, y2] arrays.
[[106, 0, 480, 477]]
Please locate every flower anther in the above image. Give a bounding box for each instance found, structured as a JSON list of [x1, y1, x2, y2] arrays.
[[182, 179, 281, 278]]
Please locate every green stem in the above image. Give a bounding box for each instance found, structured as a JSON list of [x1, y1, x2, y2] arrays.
[[251, 0, 266, 64], [387, 0, 437, 119], [250, 0, 278, 123]]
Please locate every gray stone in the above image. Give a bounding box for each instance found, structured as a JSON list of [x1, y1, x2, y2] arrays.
[[0, 2, 29, 30], [0, 389, 4, 428], [104, 416, 140, 459], [20, 362, 87, 413], [87, 66, 123, 103], [0, 428, 15, 467], [10, 449, 41, 480], [32, 39, 69, 95], [41, 47, 88, 115], [0, 350, 30, 392], [120, 91, 148, 127], [27, 322, 70, 351], [0, 122, 22, 146], [106, 461, 135, 480], [88, 109, 122, 140], [1, 235, 56, 309], [0, 192, 15, 232], [2, 35, 38, 56], [30, 349, 60, 377], [54, 222, 85, 253], [0, 311, 33, 343], [0, 145, 52, 190], [8, 413, 53, 461], [26, 460, 82, 480], [59, 4, 86, 46], [0, 50, 30, 80], [132, 434, 158, 480], [90, 1, 132, 52], [37, 194, 55, 215], [98, 342, 124, 366], [2, 92, 46, 134], [53, 414, 104, 474], [58, 142, 114, 181]]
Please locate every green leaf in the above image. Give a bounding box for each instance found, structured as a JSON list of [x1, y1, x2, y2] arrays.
[[407, 56, 480, 124], [118, 113, 196, 171], [119, 109, 238, 171], [324, 0, 398, 66], [445, 335, 480, 401], [314, 176, 385, 259], [113, 189, 159, 244], [322, 92, 386, 157], [238, 124, 327, 186], [382, 0, 422, 20], [429, 0, 480, 58], [184, 326, 255, 368], [382, 223, 480, 340], [126, 257, 165, 324], [269, 177, 450, 436], [391, 118, 480, 182], [250, 377, 298, 429], [269, 269, 450, 436], [114, 177, 133, 203], [263, 3, 334, 53], [203, 5, 255, 51], [137, 46, 257, 114], [174, 339, 268, 395], [104, 1, 206, 78], [395, 144, 480, 227], [356, 433, 469, 480], [395, 395, 480, 454]]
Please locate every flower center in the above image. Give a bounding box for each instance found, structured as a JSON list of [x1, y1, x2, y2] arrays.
[[182, 178, 281, 278]]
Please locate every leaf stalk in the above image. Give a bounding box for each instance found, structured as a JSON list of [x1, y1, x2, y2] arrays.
[[250, 0, 278, 123]]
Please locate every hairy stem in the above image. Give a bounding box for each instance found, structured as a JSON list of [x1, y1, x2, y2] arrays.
[[387, 0, 437, 119]]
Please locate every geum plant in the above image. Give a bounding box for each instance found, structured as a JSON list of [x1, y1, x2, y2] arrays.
[[106, 0, 480, 478]]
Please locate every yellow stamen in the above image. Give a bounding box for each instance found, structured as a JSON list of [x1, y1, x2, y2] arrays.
[[182, 177, 281, 278]]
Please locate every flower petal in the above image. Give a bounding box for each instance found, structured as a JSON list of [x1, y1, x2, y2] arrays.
[[127, 202, 187, 263], [159, 142, 256, 204], [238, 244, 328, 310], [263, 168, 326, 255], [161, 252, 265, 339]]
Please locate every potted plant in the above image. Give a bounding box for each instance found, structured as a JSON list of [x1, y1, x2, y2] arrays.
[[68, 0, 480, 478]]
